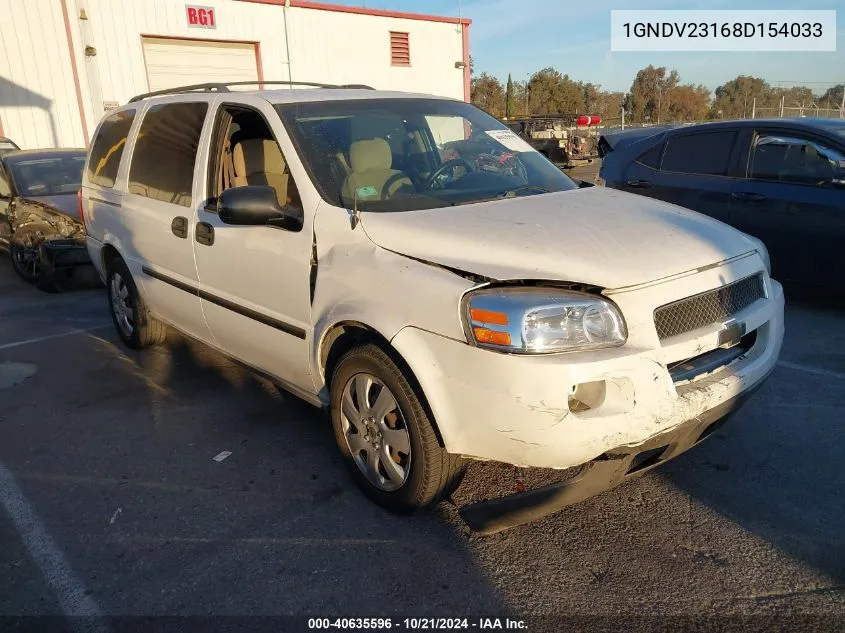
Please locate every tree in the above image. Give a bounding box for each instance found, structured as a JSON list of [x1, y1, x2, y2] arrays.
[[773, 85, 815, 111], [582, 83, 601, 113], [512, 80, 529, 116], [596, 91, 625, 120], [819, 84, 844, 109], [470, 72, 505, 117], [629, 65, 679, 123], [505, 74, 515, 118], [527, 67, 585, 115], [667, 84, 711, 121], [711, 75, 772, 119]]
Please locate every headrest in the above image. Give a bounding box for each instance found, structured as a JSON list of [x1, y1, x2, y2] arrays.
[[349, 138, 392, 173], [233, 139, 285, 175]]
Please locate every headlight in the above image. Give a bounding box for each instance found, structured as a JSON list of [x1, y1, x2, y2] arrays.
[[462, 287, 627, 354]]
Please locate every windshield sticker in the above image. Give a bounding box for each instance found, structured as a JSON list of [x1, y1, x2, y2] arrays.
[[485, 129, 535, 153], [355, 186, 378, 199]]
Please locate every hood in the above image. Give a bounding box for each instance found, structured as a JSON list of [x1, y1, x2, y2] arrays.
[[20, 194, 81, 221], [360, 187, 756, 289]]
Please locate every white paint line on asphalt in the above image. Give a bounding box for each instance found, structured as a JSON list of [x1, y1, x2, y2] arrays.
[[112, 535, 396, 546], [777, 360, 845, 380], [0, 325, 111, 352], [0, 462, 109, 633]]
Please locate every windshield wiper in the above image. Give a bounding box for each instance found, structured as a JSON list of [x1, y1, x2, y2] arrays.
[[498, 185, 551, 198]]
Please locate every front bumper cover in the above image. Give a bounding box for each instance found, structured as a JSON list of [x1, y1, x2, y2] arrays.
[[459, 376, 768, 535], [38, 237, 94, 288]]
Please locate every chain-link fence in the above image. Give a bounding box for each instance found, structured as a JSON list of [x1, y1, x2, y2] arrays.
[[749, 106, 844, 119]]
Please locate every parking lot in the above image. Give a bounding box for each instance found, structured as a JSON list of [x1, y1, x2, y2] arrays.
[[1, 238, 844, 629]]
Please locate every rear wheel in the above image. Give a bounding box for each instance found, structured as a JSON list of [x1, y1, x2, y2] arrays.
[[106, 257, 167, 349], [330, 343, 464, 512]]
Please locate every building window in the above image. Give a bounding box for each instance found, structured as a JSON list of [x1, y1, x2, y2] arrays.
[[390, 31, 410, 66]]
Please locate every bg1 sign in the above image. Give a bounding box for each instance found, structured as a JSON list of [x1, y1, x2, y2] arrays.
[[186, 5, 216, 29]]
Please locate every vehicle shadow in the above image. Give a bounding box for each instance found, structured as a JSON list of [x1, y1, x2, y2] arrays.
[[658, 378, 845, 584], [49, 262, 103, 293], [15, 326, 510, 617]]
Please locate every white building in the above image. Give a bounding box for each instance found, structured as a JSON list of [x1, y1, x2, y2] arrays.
[[0, 0, 471, 149]]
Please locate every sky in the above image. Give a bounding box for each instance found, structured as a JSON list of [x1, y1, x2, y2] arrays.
[[324, 0, 845, 94]]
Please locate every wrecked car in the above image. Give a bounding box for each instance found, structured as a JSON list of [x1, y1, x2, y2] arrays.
[[0, 148, 91, 291], [82, 82, 785, 534]]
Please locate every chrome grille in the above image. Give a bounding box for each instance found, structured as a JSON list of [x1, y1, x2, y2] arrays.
[[654, 273, 765, 340]]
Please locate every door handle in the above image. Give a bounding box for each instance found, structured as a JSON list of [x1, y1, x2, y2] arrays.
[[195, 221, 215, 246], [626, 179, 651, 188], [731, 191, 767, 203], [171, 216, 188, 239]]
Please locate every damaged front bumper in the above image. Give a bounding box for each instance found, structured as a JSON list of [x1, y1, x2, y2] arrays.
[[459, 379, 766, 535], [392, 281, 782, 470], [390, 267, 783, 532]]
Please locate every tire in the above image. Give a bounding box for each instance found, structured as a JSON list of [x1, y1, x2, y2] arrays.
[[330, 343, 464, 513], [106, 257, 167, 349], [9, 227, 45, 284]]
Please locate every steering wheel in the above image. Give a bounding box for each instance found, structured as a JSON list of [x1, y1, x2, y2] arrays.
[[426, 158, 473, 190], [381, 173, 414, 200]]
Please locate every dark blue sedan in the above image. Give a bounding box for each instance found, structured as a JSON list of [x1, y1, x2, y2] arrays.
[[597, 118, 845, 291]]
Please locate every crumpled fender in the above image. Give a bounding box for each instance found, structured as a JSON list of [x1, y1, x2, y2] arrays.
[[309, 202, 475, 397]]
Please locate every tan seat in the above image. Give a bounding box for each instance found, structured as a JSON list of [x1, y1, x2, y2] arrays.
[[341, 138, 413, 202], [232, 138, 289, 206]]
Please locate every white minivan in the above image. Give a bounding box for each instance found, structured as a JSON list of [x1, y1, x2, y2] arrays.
[[81, 82, 784, 534]]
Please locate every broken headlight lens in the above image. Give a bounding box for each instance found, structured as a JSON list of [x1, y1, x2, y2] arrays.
[[462, 287, 627, 354]]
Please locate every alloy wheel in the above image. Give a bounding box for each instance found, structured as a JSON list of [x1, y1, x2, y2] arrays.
[[11, 244, 39, 281], [340, 373, 412, 492], [109, 272, 135, 338]]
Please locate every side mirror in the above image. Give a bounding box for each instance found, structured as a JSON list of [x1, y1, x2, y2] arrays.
[[218, 185, 303, 231]]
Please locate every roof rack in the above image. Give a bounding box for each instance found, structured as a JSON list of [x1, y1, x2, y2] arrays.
[[128, 80, 376, 103]]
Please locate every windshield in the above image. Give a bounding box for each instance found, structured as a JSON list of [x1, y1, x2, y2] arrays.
[[5, 153, 86, 197], [276, 98, 578, 212]]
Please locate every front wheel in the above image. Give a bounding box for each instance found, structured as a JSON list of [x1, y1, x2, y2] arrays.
[[330, 344, 464, 513], [9, 227, 45, 284]]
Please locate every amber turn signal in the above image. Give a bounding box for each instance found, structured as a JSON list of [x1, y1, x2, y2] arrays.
[[473, 327, 512, 346]]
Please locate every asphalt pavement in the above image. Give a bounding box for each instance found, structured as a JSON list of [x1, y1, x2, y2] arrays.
[[0, 240, 843, 632]]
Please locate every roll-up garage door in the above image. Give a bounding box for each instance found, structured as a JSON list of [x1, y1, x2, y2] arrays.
[[142, 37, 259, 92]]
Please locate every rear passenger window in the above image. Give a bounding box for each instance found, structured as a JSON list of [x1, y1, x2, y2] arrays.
[[661, 131, 737, 176], [749, 133, 845, 186], [86, 110, 136, 188], [128, 102, 208, 207], [636, 143, 663, 169]]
